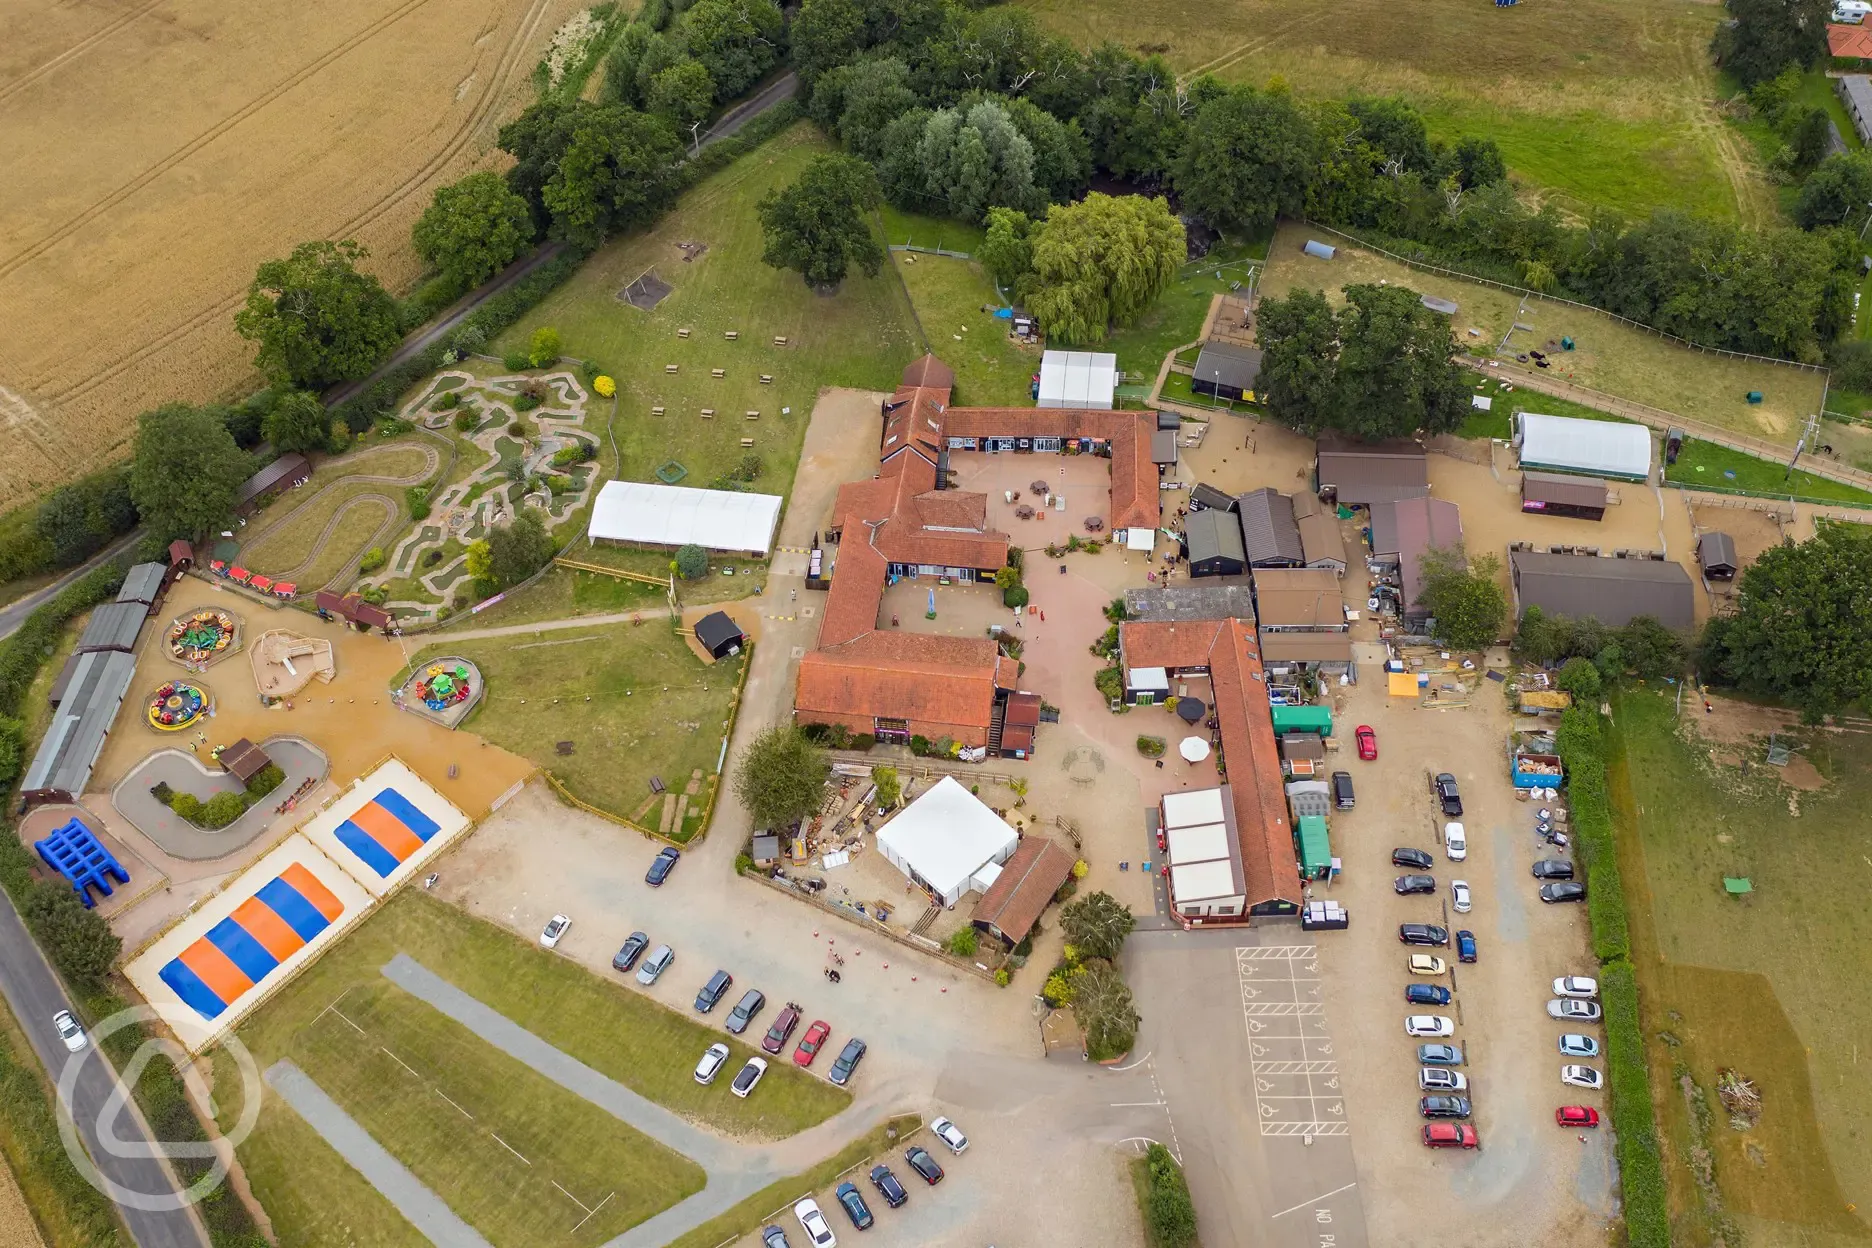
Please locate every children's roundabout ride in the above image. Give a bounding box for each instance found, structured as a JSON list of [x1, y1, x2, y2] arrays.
[[168, 610, 237, 664], [148, 681, 211, 731], [413, 664, 472, 712]]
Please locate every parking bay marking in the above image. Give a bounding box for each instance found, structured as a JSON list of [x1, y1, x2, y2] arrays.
[[1236, 946, 1348, 1137]]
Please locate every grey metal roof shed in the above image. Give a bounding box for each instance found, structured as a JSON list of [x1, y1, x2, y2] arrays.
[[1509, 551, 1695, 631], [76, 601, 148, 654], [116, 562, 167, 606], [1237, 488, 1305, 567], [20, 649, 137, 803], [1696, 532, 1739, 579], [1189, 482, 1237, 513], [1184, 508, 1246, 577], [1150, 429, 1178, 465], [1289, 492, 1347, 571], [1315, 436, 1430, 507], [1190, 342, 1264, 400]]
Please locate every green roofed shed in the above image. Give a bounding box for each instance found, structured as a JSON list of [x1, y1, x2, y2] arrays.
[[1296, 814, 1331, 879], [1723, 877, 1752, 896], [1271, 704, 1333, 737]]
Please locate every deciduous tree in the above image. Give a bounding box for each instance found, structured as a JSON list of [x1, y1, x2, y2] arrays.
[[413, 171, 535, 291], [539, 105, 684, 248], [128, 404, 251, 541], [1059, 890, 1135, 961], [1713, 0, 1829, 88], [1020, 193, 1184, 343], [675, 543, 709, 579], [1253, 288, 1339, 434], [734, 725, 830, 831], [235, 240, 402, 388], [1794, 151, 1872, 229], [23, 885, 120, 989], [1174, 86, 1317, 236], [647, 58, 716, 129], [758, 153, 885, 287], [1074, 959, 1140, 1059], [486, 509, 555, 586], [1417, 546, 1508, 652], [678, 0, 784, 101], [261, 389, 331, 455], [979, 207, 1034, 291], [464, 539, 492, 581], [1331, 283, 1470, 440]]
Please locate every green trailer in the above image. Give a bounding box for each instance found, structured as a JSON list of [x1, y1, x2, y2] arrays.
[[1272, 704, 1333, 738]]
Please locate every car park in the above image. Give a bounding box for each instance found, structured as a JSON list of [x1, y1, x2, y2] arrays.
[[1392, 847, 1434, 870], [1409, 954, 1448, 976], [53, 1010, 85, 1053], [1556, 1106, 1601, 1129], [1531, 859, 1575, 880], [1394, 874, 1437, 895], [726, 989, 767, 1035], [611, 931, 649, 972], [1443, 822, 1467, 861], [731, 1057, 768, 1098], [1456, 930, 1478, 963], [540, 914, 571, 948], [1419, 1095, 1472, 1119], [1406, 983, 1452, 1006], [645, 846, 680, 886], [829, 1037, 867, 1086], [930, 1116, 969, 1154], [794, 1020, 831, 1067], [1419, 1068, 1468, 1092], [1451, 880, 1471, 913], [1418, 1043, 1464, 1066], [1433, 773, 1463, 817], [793, 1197, 837, 1247], [1406, 1015, 1455, 1038], [761, 1226, 792, 1248], [694, 1042, 730, 1085], [1553, 976, 1599, 999], [1559, 1034, 1600, 1058], [905, 1145, 945, 1184], [637, 943, 674, 985], [1356, 724, 1377, 760], [1399, 923, 1450, 946], [834, 1182, 873, 1230], [1422, 1122, 1479, 1149], [761, 1003, 801, 1053], [869, 1165, 908, 1208], [1548, 998, 1602, 1022], [695, 970, 733, 1013], [1331, 770, 1356, 810], [1541, 882, 1587, 904], [1561, 1064, 1604, 1090]]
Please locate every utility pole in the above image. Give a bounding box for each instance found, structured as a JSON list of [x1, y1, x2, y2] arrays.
[[689, 120, 703, 157]]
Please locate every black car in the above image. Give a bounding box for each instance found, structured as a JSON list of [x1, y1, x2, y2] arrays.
[[834, 1182, 874, 1230], [1394, 874, 1437, 895], [1399, 923, 1450, 946], [828, 1037, 867, 1086], [1420, 1095, 1472, 1119], [760, 1227, 790, 1248], [646, 846, 681, 887], [1392, 847, 1434, 870], [905, 1145, 944, 1185], [1331, 770, 1355, 810], [1541, 881, 1588, 904], [611, 931, 650, 972], [1531, 859, 1575, 880], [1433, 773, 1463, 817], [1405, 983, 1452, 1006], [869, 1164, 909, 1208], [726, 988, 766, 1034], [695, 970, 733, 1013]]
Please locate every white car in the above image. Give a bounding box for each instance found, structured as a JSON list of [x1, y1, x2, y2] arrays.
[[694, 1043, 730, 1085], [1548, 998, 1603, 1022], [1443, 823, 1467, 861], [930, 1115, 969, 1155], [1450, 880, 1472, 913], [1553, 976, 1599, 999], [1561, 1064, 1604, 1090], [731, 1056, 768, 1099], [1405, 1015, 1455, 1038], [1419, 1067, 1468, 1092], [794, 1196, 837, 1247], [52, 1010, 85, 1053], [1408, 954, 1448, 976], [540, 914, 571, 948]]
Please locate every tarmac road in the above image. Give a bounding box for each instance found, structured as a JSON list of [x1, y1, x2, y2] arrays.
[[0, 530, 140, 641], [0, 890, 206, 1248]]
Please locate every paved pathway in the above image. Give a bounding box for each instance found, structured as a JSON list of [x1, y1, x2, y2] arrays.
[[426, 604, 674, 642], [264, 1063, 492, 1248], [109, 738, 329, 861]]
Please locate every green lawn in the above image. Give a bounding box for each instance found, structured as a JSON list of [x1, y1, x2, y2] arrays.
[[1454, 372, 1642, 440], [1608, 690, 1872, 1243], [492, 123, 917, 507], [896, 253, 1037, 406], [880, 205, 986, 255], [410, 617, 743, 830], [1159, 370, 1255, 415], [1663, 438, 1872, 508], [1101, 243, 1264, 382]]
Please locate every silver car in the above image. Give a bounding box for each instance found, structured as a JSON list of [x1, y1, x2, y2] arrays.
[[1559, 1033, 1600, 1058], [637, 943, 674, 985], [694, 1042, 730, 1085], [1547, 998, 1602, 1023], [1418, 1067, 1468, 1092]]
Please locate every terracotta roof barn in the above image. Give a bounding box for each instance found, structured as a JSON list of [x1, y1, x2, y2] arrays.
[[972, 835, 1077, 945]]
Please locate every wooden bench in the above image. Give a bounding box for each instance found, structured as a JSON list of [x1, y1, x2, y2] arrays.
[[724, 330, 739, 340], [711, 368, 725, 378], [665, 364, 679, 373], [773, 336, 788, 347], [759, 374, 773, 384], [677, 329, 690, 338], [700, 408, 715, 418], [745, 411, 760, 420], [740, 437, 755, 448], [650, 406, 665, 416]]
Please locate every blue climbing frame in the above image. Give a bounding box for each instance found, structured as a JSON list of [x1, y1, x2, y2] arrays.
[[34, 818, 129, 909]]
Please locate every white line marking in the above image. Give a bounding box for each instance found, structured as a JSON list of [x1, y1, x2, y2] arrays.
[[1109, 1049, 1154, 1072], [1109, 1101, 1167, 1107], [380, 1048, 421, 1079], [492, 1134, 531, 1164], [552, 1180, 592, 1214], [570, 1191, 615, 1233], [1269, 1181, 1360, 1219], [435, 1091, 473, 1119]]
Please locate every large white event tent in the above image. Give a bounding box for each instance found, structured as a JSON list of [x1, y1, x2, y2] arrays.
[[1513, 413, 1653, 482], [587, 480, 783, 556], [1036, 351, 1118, 410], [876, 776, 1020, 906]]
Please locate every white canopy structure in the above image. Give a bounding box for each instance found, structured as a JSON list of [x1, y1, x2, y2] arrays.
[[1159, 785, 1244, 918], [876, 776, 1020, 905], [1037, 350, 1118, 409], [588, 480, 783, 555], [1514, 413, 1652, 482]]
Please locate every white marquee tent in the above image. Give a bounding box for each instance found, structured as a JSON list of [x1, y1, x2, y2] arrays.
[[588, 480, 783, 556], [1514, 412, 1652, 482], [876, 776, 1020, 905], [1037, 350, 1118, 410]]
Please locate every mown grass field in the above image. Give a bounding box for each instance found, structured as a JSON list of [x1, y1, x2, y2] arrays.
[[410, 617, 743, 830], [1019, 0, 1766, 223], [1258, 224, 1828, 446], [492, 123, 918, 505], [896, 253, 1038, 405], [238, 444, 434, 585], [1664, 438, 1872, 508], [1608, 690, 1872, 1246], [1455, 372, 1643, 440]]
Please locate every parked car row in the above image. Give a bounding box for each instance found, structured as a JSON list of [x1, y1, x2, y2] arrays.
[[772, 1119, 969, 1246], [1547, 974, 1605, 1093], [1390, 816, 1481, 1150]]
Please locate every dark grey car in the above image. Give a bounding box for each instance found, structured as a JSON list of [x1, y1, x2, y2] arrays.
[[725, 988, 766, 1035], [1532, 859, 1575, 880], [695, 970, 733, 1013], [611, 931, 649, 972]]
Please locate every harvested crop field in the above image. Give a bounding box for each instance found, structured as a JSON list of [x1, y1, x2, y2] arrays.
[[0, 0, 580, 512]]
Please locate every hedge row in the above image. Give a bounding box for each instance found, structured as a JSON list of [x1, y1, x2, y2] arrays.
[[0, 562, 126, 719], [1555, 704, 1666, 1247]]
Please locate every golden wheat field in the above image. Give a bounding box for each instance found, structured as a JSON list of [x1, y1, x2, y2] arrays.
[[0, 0, 583, 512]]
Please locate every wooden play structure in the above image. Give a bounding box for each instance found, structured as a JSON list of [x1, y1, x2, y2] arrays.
[[249, 629, 336, 701]]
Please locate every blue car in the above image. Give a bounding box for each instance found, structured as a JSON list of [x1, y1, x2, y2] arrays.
[[1405, 983, 1452, 1006], [834, 1181, 874, 1229], [1456, 930, 1478, 963], [646, 847, 681, 886]]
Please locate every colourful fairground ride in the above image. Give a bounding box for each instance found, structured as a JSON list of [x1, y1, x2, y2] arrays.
[[148, 681, 210, 731], [413, 664, 473, 712]]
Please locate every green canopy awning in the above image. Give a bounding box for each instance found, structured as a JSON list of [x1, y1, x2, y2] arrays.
[[1272, 705, 1333, 737], [1296, 814, 1331, 876]]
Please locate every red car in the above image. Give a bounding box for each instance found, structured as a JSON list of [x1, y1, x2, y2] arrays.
[[1556, 1106, 1600, 1129], [1422, 1122, 1479, 1149], [1355, 725, 1377, 761], [793, 1019, 832, 1067]]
